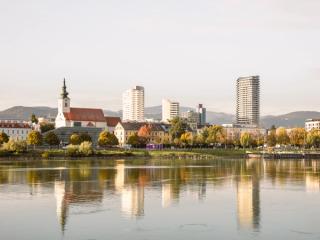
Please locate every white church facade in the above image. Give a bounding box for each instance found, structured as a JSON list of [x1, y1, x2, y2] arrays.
[[55, 80, 115, 129]]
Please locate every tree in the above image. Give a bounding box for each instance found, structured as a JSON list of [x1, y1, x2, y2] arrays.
[[27, 130, 43, 149], [40, 123, 55, 133], [306, 129, 320, 148], [180, 132, 193, 146], [206, 125, 226, 146], [79, 133, 92, 143], [289, 128, 306, 147], [267, 130, 277, 147], [240, 132, 252, 148], [169, 117, 188, 140], [31, 114, 38, 124], [44, 132, 60, 146], [127, 133, 142, 147], [276, 127, 290, 145], [98, 131, 119, 147], [0, 132, 9, 144], [79, 141, 93, 156], [138, 125, 152, 143], [70, 133, 81, 145]]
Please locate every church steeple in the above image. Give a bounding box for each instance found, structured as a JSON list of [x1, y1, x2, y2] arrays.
[[61, 78, 69, 99]]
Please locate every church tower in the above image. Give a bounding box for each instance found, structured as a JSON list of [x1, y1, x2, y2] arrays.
[[58, 78, 70, 113]]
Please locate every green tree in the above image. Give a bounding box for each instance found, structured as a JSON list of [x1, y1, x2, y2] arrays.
[[276, 127, 290, 145], [98, 131, 119, 147], [70, 133, 81, 145], [169, 117, 188, 140], [31, 114, 38, 124], [240, 132, 252, 148], [0, 132, 9, 144], [40, 123, 55, 133], [79, 133, 92, 143], [44, 132, 60, 146], [27, 130, 43, 149], [127, 133, 141, 147]]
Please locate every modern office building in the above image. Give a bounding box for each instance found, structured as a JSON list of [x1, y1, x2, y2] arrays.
[[196, 104, 206, 125], [236, 76, 260, 126], [181, 110, 200, 132], [122, 86, 145, 122], [162, 99, 180, 123]]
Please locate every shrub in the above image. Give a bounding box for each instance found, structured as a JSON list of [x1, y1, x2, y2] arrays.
[[98, 131, 119, 147], [44, 132, 60, 146], [80, 133, 92, 143], [42, 151, 50, 158], [2, 139, 27, 153], [79, 141, 93, 156], [0, 132, 9, 144], [66, 144, 79, 157]]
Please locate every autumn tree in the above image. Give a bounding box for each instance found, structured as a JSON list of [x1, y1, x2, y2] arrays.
[[276, 127, 290, 145], [180, 132, 193, 147], [27, 130, 43, 149], [289, 128, 306, 147], [138, 125, 152, 143], [69, 133, 81, 145], [206, 125, 226, 146], [240, 132, 253, 148], [306, 129, 320, 148], [98, 131, 119, 147], [267, 130, 277, 147], [0, 132, 9, 144], [79, 133, 92, 143]]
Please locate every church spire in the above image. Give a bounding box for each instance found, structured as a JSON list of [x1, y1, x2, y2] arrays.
[[61, 78, 69, 98]]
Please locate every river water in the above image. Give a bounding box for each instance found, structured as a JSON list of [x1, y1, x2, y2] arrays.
[[0, 158, 320, 240]]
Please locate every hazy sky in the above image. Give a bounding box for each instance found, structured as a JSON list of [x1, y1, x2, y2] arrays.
[[0, 0, 319, 115]]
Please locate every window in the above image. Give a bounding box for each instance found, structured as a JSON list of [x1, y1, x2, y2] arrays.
[[73, 122, 82, 127]]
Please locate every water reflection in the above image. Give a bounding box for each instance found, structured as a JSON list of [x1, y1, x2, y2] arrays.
[[1, 158, 320, 236]]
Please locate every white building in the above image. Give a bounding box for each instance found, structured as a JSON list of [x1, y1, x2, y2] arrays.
[[55, 79, 107, 128], [236, 76, 260, 126], [122, 86, 145, 122], [305, 119, 320, 132], [222, 123, 266, 142], [162, 99, 179, 123], [0, 121, 32, 140]]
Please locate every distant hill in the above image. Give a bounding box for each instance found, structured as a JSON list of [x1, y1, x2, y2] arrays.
[[0, 106, 318, 128]]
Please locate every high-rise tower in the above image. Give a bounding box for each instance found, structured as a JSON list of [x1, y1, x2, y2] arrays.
[[236, 76, 260, 126]]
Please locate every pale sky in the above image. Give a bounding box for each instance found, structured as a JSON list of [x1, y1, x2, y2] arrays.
[[0, 0, 319, 115]]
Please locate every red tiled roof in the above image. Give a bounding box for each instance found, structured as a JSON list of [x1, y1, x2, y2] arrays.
[[105, 117, 121, 127], [64, 108, 105, 122], [0, 122, 31, 129]]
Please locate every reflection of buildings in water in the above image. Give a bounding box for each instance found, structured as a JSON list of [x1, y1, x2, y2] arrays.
[[54, 181, 67, 232], [185, 182, 206, 201], [121, 185, 144, 217], [236, 176, 260, 230], [115, 161, 125, 191], [162, 183, 174, 208], [306, 174, 320, 193]]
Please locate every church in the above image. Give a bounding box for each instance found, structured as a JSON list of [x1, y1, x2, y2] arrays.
[[55, 80, 119, 129]]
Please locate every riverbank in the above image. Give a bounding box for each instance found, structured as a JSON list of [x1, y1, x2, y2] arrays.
[[0, 148, 246, 160]]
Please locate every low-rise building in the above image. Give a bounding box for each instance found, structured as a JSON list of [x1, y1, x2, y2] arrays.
[[305, 119, 320, 132], [105, 117, 121, 133], [222, 124, 267, 142], [114, 122, 171, 146], [181, 110, 200, 132], [0, 121, 32, 140]]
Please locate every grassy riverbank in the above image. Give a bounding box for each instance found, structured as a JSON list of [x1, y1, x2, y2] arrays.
[[0, 148, 246, 159]]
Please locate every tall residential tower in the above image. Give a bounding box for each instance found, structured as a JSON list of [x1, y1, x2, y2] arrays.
[[236, 76, 260, 126], [162, 99, 180, 123], [122, 86, 145, 122]]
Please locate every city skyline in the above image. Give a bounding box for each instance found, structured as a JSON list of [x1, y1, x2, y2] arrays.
[[1, 1, 320, 115]]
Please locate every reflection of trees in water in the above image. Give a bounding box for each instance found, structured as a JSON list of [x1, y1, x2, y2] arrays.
[[1, 158, 320, 232]]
